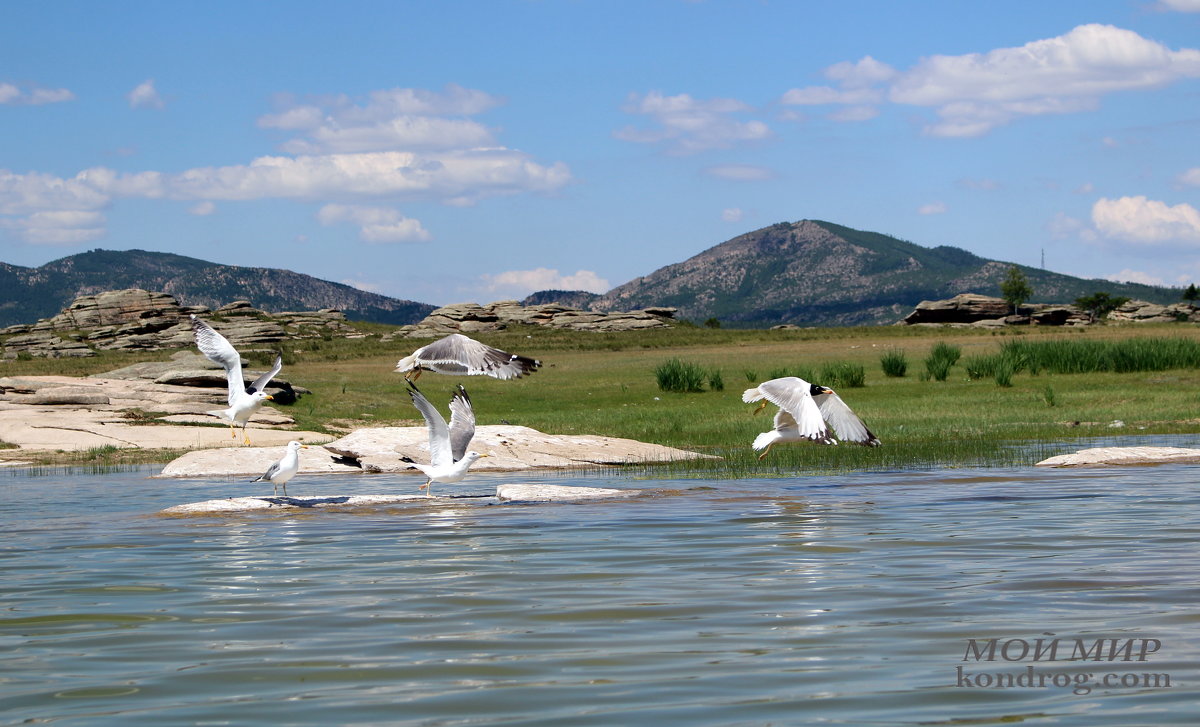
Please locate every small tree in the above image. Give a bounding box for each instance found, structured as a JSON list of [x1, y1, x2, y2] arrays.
[[1074, 291, 1130, 323], [1000, 266, 1034, 312], [1182, 284, 1199, 303]]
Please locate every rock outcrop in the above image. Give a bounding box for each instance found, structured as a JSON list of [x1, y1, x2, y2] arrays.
[[899, 295, 1198, 328], [386, 300, 677, 339], [0, 289, 359, 358]]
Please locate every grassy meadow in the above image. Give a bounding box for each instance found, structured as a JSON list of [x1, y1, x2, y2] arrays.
[[6, 321, 1200, 473]]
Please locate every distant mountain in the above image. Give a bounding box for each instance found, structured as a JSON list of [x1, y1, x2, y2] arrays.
[[0, 249, 435, 328], [533, 220, 1181, 326]]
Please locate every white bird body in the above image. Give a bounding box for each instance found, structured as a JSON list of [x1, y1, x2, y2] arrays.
[[192, 315, 282, 444], [252, 440, 308, 496], [743, 376, 880, 458], [396, 333, 540, 381], [405, 381, 487, 496]]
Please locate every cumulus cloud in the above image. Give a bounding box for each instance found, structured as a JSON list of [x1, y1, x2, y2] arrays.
[[615, 91, 771, 154], [1105, 269, 1169, 285], [1159, 0, 1200, 11], [317, 203, 431, 243], [703, 164, 776, 181], [1178, 168, 1200, 186], [127, 79, 164, 109], [189, 201, 216, 216], [1046, 211, 1096, 241], [781, 24, 1200, 137], [0, 82, 74, 106], [480, 267, 610, 298], [722, 208, 744, 222], [0, 84, 571, 244], [1092, 196, 1200, 243], [0, 209, 106, 245], [918, 201, 947, 215]]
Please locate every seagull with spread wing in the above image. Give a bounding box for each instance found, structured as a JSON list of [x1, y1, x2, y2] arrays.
[[395, 333, 541, 381], [252, 440, 308, 497], [742, 376, 880, 458], [191, 314, 283, 445], [403, 381, 488, 496]]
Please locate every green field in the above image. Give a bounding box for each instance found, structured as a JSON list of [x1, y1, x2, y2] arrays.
[[6, 322, 1200, 473]]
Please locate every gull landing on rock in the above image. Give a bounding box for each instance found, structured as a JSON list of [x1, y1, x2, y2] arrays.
[[191, 314, 283, 445], [743, 376, 880, 459], [402, 380, 488, 497]]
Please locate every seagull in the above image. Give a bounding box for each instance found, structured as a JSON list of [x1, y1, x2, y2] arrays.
[[395, 333, 541, 381], [252, 440, 308, 496], [742, 376, 880, 458], [191, 314, 283, 445], [403, 381, 488, 497]]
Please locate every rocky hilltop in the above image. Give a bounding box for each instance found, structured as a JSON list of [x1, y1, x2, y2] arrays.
[[0, 249, 434, 328], [528, 220, 1179, 326]]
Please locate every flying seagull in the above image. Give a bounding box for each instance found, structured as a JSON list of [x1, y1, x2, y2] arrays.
[[395, 333, 541, 381], [252, 440, 308, 497], [742, 376, 880, 458], [191, 314, 282, 445], [403, 381, 487, 497]]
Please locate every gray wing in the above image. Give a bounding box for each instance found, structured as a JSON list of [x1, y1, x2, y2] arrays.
[[413, 333, 540, 379], [192, 315, 243, 406], [813, 390, 881, 446], [757, 377, 833, 443], [248, 354, 283, 395], [407, 382, 452, 467], [446, 385, 476, 462], [254, 459, 281, 482]]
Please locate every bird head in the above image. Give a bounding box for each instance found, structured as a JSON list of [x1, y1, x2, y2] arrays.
[[809, 383, 834, 396]]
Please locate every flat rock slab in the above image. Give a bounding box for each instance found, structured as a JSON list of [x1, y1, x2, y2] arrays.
[[159, 484, 640, 514], [496, 484, 637, 502], [160, 494, 431, 514], [1036, 446, 1200, 467], [321, 424, 716, 473]]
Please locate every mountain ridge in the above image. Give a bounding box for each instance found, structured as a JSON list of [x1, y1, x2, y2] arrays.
[[526, 220, 1179, 326], [0, 249, 434, 328]]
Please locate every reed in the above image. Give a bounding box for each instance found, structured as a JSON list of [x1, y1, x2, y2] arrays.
[[1000, 337, 1200, 374], [924, 341, 961, 381], [880, 350, 908, 378]]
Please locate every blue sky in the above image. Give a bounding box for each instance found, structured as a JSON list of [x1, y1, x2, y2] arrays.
[[3, 1, 1200, 307]]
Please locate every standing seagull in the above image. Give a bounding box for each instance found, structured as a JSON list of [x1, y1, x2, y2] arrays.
[[742, 376, 880, 458], [252, 440, 308, 496], [395, 333, 540, 381], [191, 314, 283, 445], [403, 381, 488, 497]]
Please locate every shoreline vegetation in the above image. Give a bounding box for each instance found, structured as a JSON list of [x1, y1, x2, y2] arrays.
[[5, 321, 1200, 474]]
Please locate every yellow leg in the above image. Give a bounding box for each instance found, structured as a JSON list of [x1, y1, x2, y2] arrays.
[[752, 400, 768, 415], [757, 442, 774, 460]]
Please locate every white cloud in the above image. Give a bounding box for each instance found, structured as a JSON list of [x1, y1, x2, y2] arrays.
[[918, 201, 947, 215], [480, 267, 610, 298], [1105, 269, 1168, 285], [781, 24, 1200, 137], [317, 203, 432, 243], [0, 82, 74, 106], [1159, 0, 1200, 11], [1178, 168, 1200, 186], [1074, 182, 1095, 195], [189, 201, 216, 215], [703, 164, 775, 181], [127, 79, 164, 109], [1092, 196, 1200, 243], [1046, 211, 1097, 241], [615, 91, 771, 154], [341, 278, 382, 293], [0, 209, 105, 244], [722, 207, 744, 222], [0, 84, 570, 245]]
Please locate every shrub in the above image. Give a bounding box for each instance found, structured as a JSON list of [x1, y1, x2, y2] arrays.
[[880, 350, 908, 378], [655, 358, 707, 393], [820, 361, 866, 388], [707, 368, 725, 392], [924, 342, 961, 382]]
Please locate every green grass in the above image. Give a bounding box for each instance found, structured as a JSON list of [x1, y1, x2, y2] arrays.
[[7, 322, 1200, 473], [880, 349, 908, 378]]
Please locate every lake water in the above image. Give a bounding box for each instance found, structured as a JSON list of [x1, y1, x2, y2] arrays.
[[2, 445, 1198, 726]]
